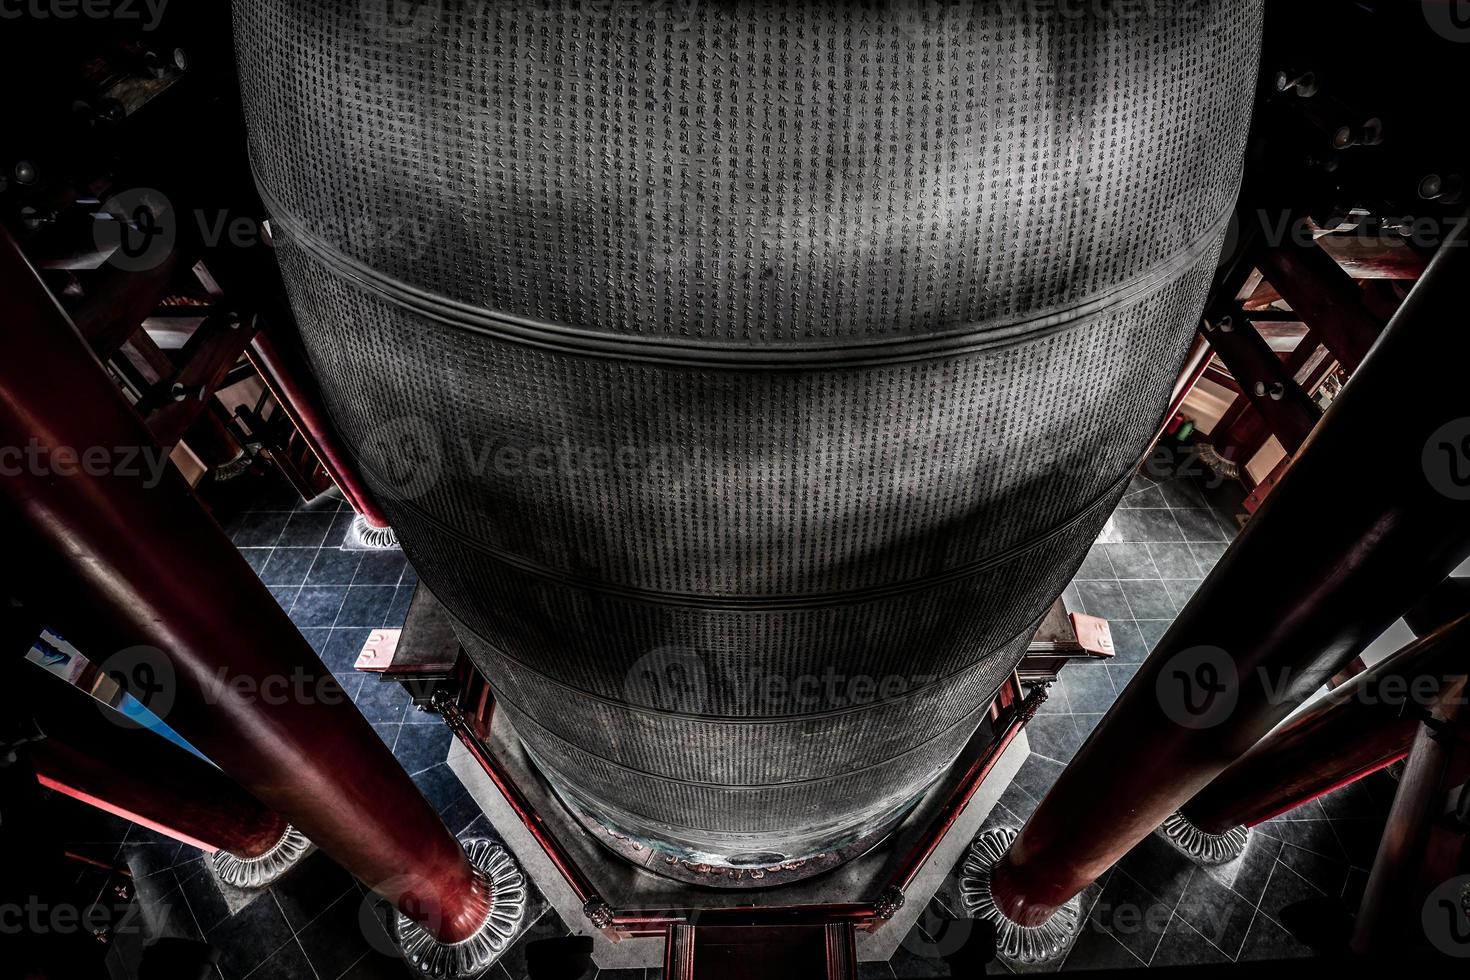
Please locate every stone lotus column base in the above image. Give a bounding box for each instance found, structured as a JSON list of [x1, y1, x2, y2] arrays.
[[1158, 812, 1250, 865], [211, 825, 313, 889], [959, 828, 1082, 966], [389, 838, 528, 978]]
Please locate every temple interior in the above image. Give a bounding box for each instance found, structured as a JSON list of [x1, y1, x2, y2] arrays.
[[2, 3, 1468, 979]]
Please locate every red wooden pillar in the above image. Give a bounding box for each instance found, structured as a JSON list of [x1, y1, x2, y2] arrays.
[[245, 326, 392, 530], [1171, 611, 1470, 850], [35, 736, 287, 858], [974, 216, 1470, 957], [1161, 334, 1212, 436], [23, 665, 289, 857], [1351, 675, 1470, 954], [0, 228, 489, 945]]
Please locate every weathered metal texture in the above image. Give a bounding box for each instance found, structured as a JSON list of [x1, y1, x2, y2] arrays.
[[233, 1, 1261, 880]]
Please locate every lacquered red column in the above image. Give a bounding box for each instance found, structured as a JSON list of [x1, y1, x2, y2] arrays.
[[23, 666, 289, 857], [35, 738, 289, 857], [246, 326, 393, 530], [988, 216, 1470, 927], [0, 229, 487, 943], [1352, 675, 1470, 953], [1182, 611, 1470, 834]]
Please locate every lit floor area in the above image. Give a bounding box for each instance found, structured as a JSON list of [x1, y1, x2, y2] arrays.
[[48, 451, 1388, 979]]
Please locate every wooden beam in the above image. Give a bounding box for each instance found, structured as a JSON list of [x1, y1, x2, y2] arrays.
[[1256, 238, 1386, 373], [140, 312, 259, 449], [1201, 312, 1322, 454]]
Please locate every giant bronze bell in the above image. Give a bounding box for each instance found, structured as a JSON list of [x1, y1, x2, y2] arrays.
[[234, 0, 1261, 886]]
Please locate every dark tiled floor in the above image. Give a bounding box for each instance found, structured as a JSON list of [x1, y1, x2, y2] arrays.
[[881, 460, 1392, 977], [58, 455, 1386, 978], [52, 479, 568, 980], [227, 485, 569, 980]]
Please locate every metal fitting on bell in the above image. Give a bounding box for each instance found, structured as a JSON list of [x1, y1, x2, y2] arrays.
[[1419, 173, 1464, 204], [211, 824, 312, 889], [874, 886, 905, 920], [958, 828, 1082, 965], [390, 838, 528, 978], [1157, 811, 1249, 865], [1334, 118, 1384, 150], [583, 897, 614, 929], [1273, 70, 1318, 98]]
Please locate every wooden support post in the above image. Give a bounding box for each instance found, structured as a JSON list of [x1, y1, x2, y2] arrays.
[[71, 254, 181, 360], [21, 662, 290, 857], [1200, 311, 1322, 454], [0, 227, 488, 944], [1256, 237, 1385, 373], [246, 326, 393, 530], [1181, 612, 1470, 834], [982, 215, 1470, 934], [1351, 675, 1470, 954]]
